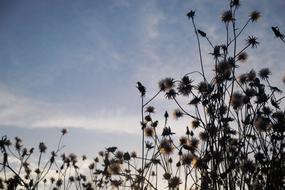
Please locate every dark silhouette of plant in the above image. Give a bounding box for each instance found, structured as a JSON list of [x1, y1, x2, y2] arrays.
[[1, 0, 284, 189], [272, 26, 285, 44]]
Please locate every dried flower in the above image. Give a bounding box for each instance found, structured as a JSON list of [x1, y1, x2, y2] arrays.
[[186, 10, 195, 19], [246, 36, 259, 48], [221, 10, 234, 23], [231, 92, 245, 110], [189, 138, 199, 149], [254, 116, 270, 131], [197, 82, 212, 95], [211, 46, 221, 59], [249, 11, 261, 22], [39, 142, 47, 153], [168, 177, 181, 189], [237, 52, 248, 62], [159, 78, 175, 91], [163, 172, 171, 180], [61, 128, 68, 135], [145, 106, 155, 113], [159, 139, 174, 155], [238, 74, 248, 84], [173, 109, 183, 119], [115, 151, 124, 160], [216, 60, 233, 77], [189, 97, 200, 105], [56, 178, 63, 187], [108, 162, 121, 175], [258, 68, 271, 80], [179, 136, 189, 146], [130, 151, 137, 158], [165, 89, 177, 99], [144, 127, 154, 137], [177, 76, 193, 96], [144, 115, 152, 122], [191, 120, 200, 129], [199, 131, 208, 141], [248, 70, 256, 81], [181, 153, 193, 165], [136, 82, 146, 97]]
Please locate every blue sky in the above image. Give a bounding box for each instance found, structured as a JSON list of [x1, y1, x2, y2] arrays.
[[0, 0, 284, 155]]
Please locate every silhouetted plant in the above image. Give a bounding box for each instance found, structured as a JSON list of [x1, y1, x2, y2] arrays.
[[1, 0, 284, 190]]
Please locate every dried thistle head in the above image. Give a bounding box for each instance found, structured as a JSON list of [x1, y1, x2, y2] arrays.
[[254, 116, 270, 131], [115, 151, 124, 160], [221, 10, 234, 23], [258, 68, 271, 80], [159, 139, 174, 155], [165, 89, 177, 99], [61, 128, 68, 135], [159, 77, 175, 91], [238, 52, 248, 62], [191, 120, 200, 129], [181, 153, 193, 166], [246, 36, 259, 48], [186, 10, 195, 19], [130, 151, 137, 158], [144, 127, 154, 137], [173, 109, 183, 119], [39, 142, 47, 153], [249, 11, 261, 22], [199, 131, 208, 141], [179, 136, 189, 146], [145, 106, 155, 113], [231, 92, 245, 110], [108, 161, 122, 175], [238, 73, 248, 84], [168, 176, 181, 189]]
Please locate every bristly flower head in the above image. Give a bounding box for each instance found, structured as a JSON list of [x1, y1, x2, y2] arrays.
[[159, 77, 175, 91], [221, 10, 234, 23], [168, 177, 181, 189], [165, 89, 177, 99], [237, 52, 248, 62], [191, 120, 200, 129], [211, 46, 221, 59], [177, 76, 193, 96], [61, 128, 68, 135], [173, 109, 183, 119], [254, 116, 270, 132], [258, 68, 271, 80], [249, 11, 261, 22], [181, 153, 193, 165], [159, 139, 174, 155], [231, 92, 245, 110], [39, 142, 47, 153], [246, 36, 259, 48], [238, 73, 248, 84], [144, 127, 154, 137], [145, 106, 155, 113], [186, 10, 195, 19]]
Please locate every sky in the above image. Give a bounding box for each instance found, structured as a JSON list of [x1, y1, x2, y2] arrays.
[[0, 0, 285, 156]]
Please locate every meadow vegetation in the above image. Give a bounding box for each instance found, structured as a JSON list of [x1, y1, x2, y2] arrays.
[[1, 0, 284, 189]]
